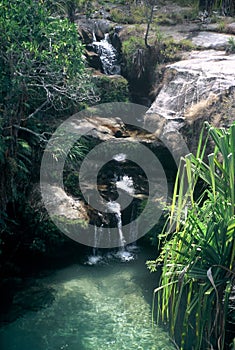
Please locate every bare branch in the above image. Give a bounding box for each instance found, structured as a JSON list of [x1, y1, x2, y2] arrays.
[[21, 101, 48, 121], [13, 125, 48, 142]]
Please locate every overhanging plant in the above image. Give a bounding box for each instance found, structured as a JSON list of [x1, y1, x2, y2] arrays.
[[148, 122, 235, 349]]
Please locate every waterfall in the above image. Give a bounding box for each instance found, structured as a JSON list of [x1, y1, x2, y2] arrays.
[[112, 153, 127, 162], [92, 224, 98, 256], [128, 203, 139, 251], [92, 33, 121, 75], [87, 225, 102, 265], [106, 200, 134, 262], [116, 175, 134, 196], [86, 157, 138, 263], [106, 201, 126, 248]]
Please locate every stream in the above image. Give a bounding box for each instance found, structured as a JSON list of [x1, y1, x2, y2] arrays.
[[0, 248, 175, 350]]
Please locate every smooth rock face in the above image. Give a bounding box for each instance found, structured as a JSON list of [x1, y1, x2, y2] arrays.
[[191, 31, 233, 49], [226, 22, 235, 34], [147, 51, 235, 131], [39, 185, 88, 221]]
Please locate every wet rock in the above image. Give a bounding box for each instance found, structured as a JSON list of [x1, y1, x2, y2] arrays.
[[78, 25, 93, 44], [77, 18, 114, 44], [85, 50, 102, 70]]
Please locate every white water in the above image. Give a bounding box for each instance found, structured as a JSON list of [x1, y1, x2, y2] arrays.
[[116, 175, 135, 196], [112, 153, 127, 162], [92, 33, 121, 75], [87, 225, 102, 265], [106, 201, 126, 248]]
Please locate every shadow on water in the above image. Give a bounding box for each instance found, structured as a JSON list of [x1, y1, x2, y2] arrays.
[[0, 246, 175, 350]]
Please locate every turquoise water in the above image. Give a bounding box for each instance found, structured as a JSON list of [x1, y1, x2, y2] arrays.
[[0, 249, 175, 350]]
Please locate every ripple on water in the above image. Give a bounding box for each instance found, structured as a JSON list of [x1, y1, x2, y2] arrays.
[[0, 255, 176, 350]]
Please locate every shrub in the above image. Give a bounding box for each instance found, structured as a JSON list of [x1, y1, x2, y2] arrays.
[[227, 36, 235, 53], [148, 122, 235, 349], [93, 75, 129, 103]]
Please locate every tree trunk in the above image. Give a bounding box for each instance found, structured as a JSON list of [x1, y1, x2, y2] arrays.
[[145, 2, 154, 49]]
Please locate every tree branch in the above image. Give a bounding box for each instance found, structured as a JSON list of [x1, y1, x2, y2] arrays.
[[21, 101, 48, 121], [13, 125, 49, 142]]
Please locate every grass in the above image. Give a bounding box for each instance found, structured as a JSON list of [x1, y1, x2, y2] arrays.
[[148, 122, 235, 349], [227, 37, 235, 53]]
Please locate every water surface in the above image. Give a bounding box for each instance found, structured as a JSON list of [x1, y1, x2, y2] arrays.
[[0, 249, 175, 350]]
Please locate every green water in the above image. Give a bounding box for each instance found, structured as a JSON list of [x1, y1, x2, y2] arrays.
[[0, 249, 175, 350]]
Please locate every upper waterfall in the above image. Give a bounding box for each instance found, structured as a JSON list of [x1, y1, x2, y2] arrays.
[[92, 33, 121, 75]]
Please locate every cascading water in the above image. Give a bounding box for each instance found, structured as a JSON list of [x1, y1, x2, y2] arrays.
[[87, 225, 102, 265], [128, 203, 139, 251], [106, 200, 134, 262], [116, 175, 134, 196], [92, 33, 121, 75], [86, 152, 141, 264], [106, 201, 126, 248]]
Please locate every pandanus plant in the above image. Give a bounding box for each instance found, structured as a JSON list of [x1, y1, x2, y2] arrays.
[[149, 122, 235, 349]]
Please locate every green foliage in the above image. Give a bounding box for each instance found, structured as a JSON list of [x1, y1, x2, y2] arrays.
[[130, 4, 148, 24], [0, 0, 97, 263], [94, 75, 129, 103], [109, 8, 133, 24], [0, 0, 96, 191], [22, 204, 67, 254], [122, 36, 146, 75], [44, 0, 95, 20], [148, 122, 235, 349], [173, 0, 198, 6], [0, 0, 95, 114], [110, 3, 148, 24], [227, 37, 235, 53], [122, 36, 146, 57]]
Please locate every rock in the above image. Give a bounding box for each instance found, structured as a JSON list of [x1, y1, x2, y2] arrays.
[[190, 31, 234, 50], [147, 50, 235, 123], [76, 18, 114, 44], [85, 49, 102, 70], [226, 22, 235, 34], [111, 31, 122, 52], [146, 49, 235, 152], [78, 26, 93, 44], [37, 184, 88, 221]]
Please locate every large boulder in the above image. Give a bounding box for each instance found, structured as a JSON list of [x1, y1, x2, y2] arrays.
[[146, 50, 235, 142]]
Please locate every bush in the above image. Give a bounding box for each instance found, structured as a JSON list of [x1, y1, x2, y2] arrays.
[[109, 8, 132, 24], [148, 122, 235, 349], [94, 74, 129, 103]]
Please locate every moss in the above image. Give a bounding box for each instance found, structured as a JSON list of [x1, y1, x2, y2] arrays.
[[109, 8, 133, 24], [109, 3, 149, 25], [94, 74, 129, 103], [177, 39, 196, 51]]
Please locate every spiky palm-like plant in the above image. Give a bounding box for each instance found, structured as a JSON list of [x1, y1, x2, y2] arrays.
[[148, 122, 235, 349]]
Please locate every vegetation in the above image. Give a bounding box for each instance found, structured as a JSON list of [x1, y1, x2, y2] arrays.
[[148, 122, 235, 349], [227, 37, 235, 53], [0, 0, 97, 267], [0, 0, 234, 348], [93, 75, 129, 103], [43, 0, 94, 21]]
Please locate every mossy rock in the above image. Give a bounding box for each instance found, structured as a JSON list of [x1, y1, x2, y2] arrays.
[[94, 74, 129, 103]]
